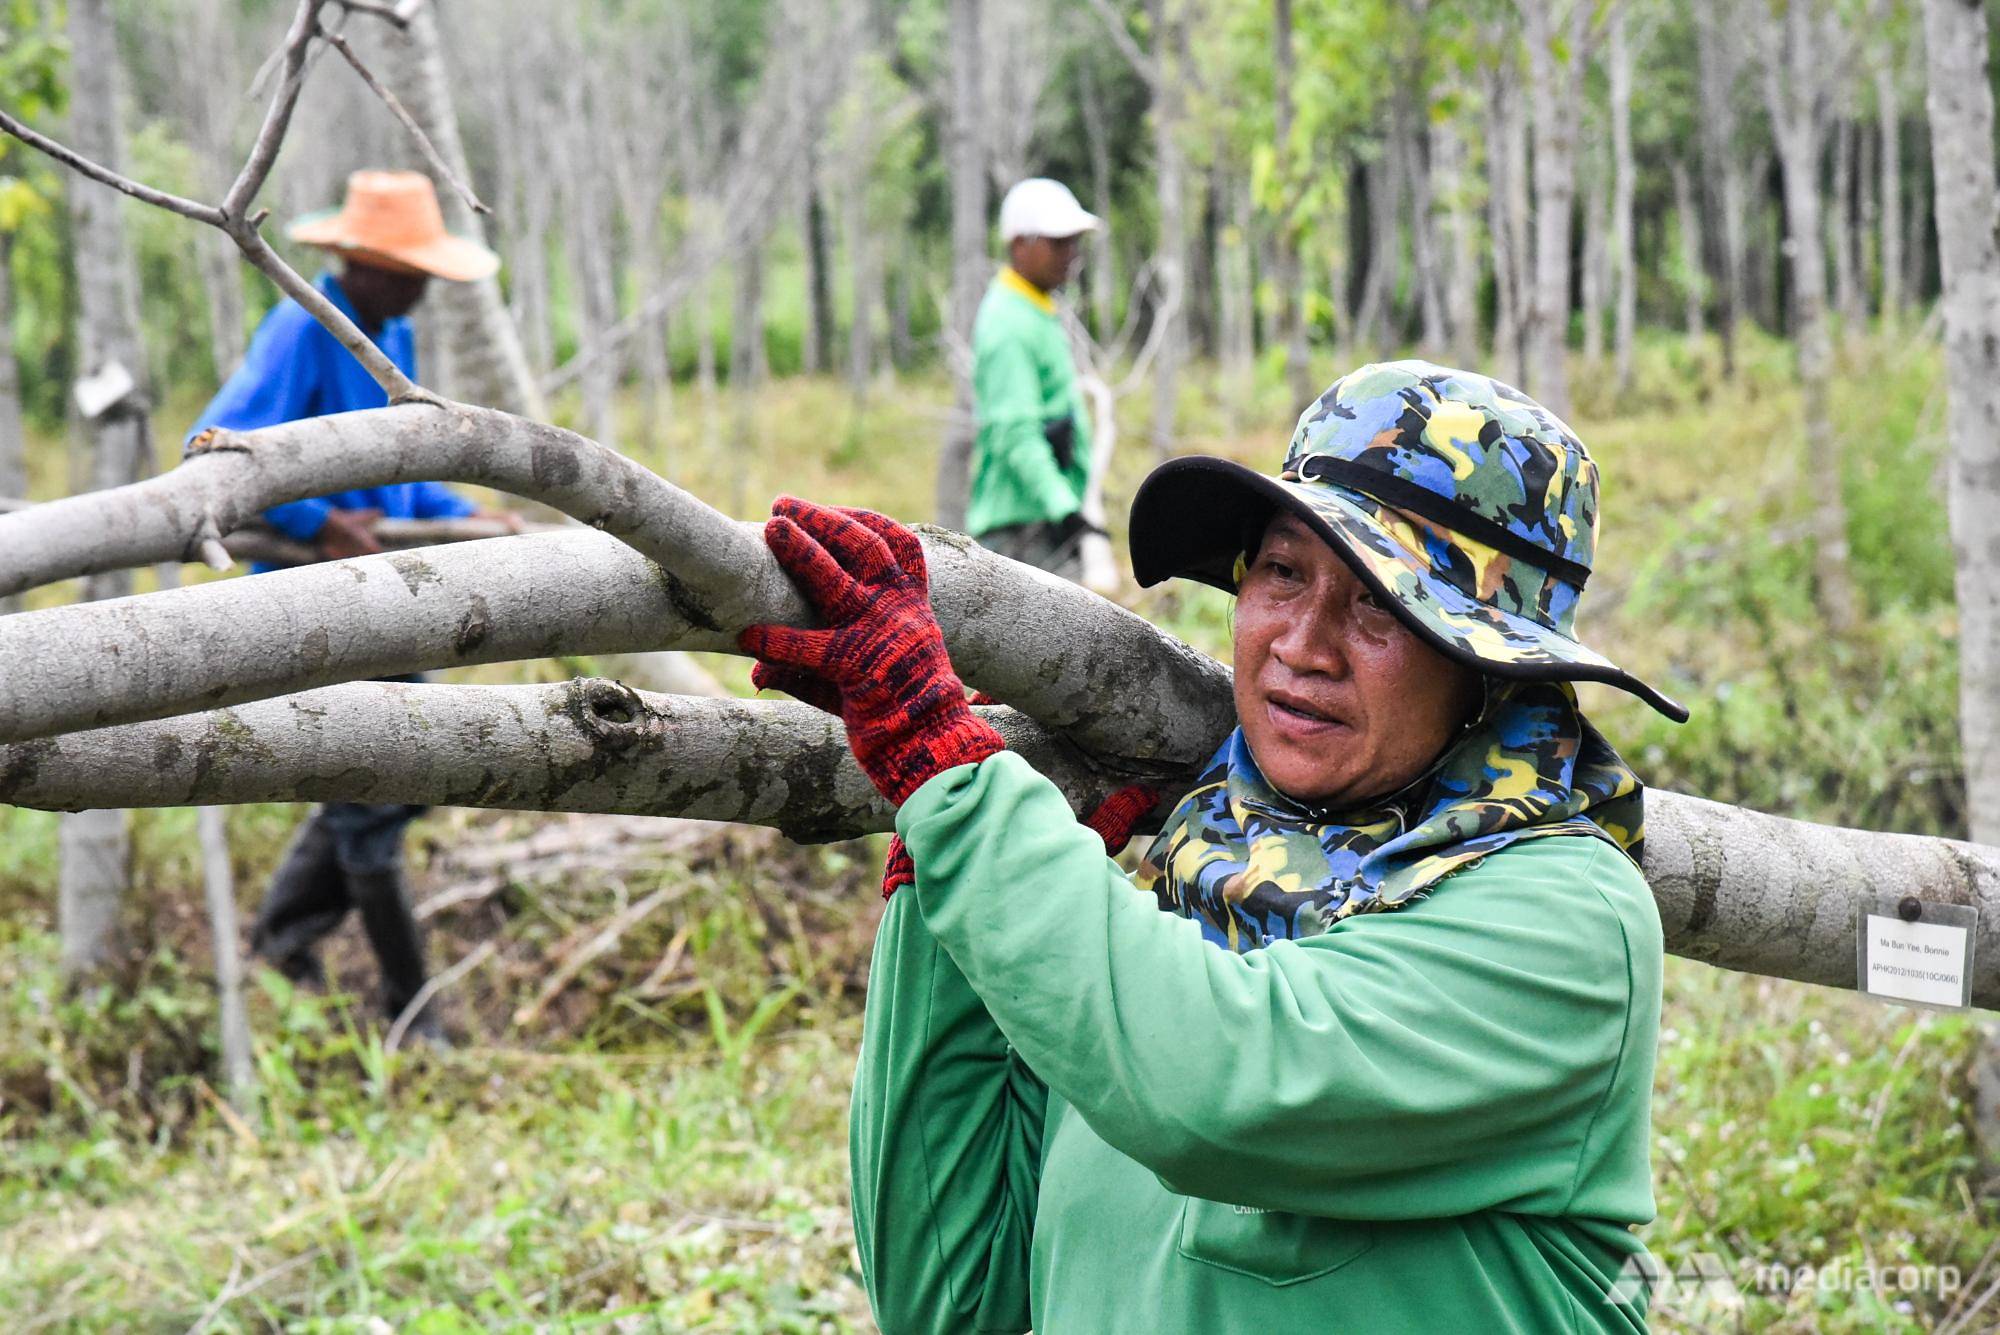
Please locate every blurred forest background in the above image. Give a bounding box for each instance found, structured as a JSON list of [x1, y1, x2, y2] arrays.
[[2, 0, 1997, 1329]]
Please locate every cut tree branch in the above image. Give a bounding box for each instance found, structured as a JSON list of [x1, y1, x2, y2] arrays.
[[0, 682, 1152, 844], [317, 22, 489, 216], [7, 681, 1998, 1008], [0, 421, 1231, 759]]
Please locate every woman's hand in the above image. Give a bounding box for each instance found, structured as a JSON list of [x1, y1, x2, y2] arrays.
[[739, 496, 1004, 805]]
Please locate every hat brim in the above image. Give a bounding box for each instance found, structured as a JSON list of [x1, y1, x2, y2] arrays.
[[1129, 456, 1689, 722], [286, 214, 500, 283]]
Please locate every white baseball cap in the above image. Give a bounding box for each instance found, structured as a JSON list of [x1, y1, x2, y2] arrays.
[[998, 178, 1101, 242]]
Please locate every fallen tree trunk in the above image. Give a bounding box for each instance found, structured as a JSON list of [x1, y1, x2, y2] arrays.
[[6, 680, 1997, 1006]]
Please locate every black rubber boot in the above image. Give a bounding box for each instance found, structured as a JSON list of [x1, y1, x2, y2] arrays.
[[249, 813, 349, 988], [346, 866, 441, 1038]]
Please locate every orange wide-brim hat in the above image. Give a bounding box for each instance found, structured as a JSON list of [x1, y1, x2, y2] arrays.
[[286, 169, 499, 283]]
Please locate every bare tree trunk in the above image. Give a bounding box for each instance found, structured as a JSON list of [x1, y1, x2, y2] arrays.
[[1672, 159, 1709, 345], [1831, 116, 1865, 336], [1695, 0, 1747, 375], [801, 161, 834, 377], [1924, 0, 2000, 846], [1609, 5, 1637, 390], [1877, 50, 1905, 322], [1272, 0, 1312, 409], [60, 0, 148, 978], [383, 0, 545, 418], [1581, 151, 1609, 368], [1905, 126, 1931, 303], [1434, 115, 1480, 369], [728, 243, 765, 510], [936, 0, 986, 529], [1517, 0, 1586, 418], [1406, 96, 1449, 357], [0, 231, 24, 614], [1760, 0, 1861, 632], [198, 806, 255, 1107], [1147, 0, 1187, 456], [1923, 0, 2000, 1173], [1077, 58, 1117, 343], [1217, 170, 1255, 431], [1485, 72, 1524, 380]]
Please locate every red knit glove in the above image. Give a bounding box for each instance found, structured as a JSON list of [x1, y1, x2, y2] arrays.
[[739, 497, 1004, 806], [879, 782, 1161, 899]]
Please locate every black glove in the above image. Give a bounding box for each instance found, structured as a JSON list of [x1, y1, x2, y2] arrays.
[[1053, 510, 1108, 547], [1043, 414, 1078, 471]]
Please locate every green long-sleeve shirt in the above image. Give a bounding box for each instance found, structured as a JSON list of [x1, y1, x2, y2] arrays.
[[851, 751, 1662, 1334], [965, 269, 1092, 535]]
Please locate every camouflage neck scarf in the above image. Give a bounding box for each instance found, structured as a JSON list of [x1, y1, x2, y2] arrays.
[[1130, 680, 1645, 954]]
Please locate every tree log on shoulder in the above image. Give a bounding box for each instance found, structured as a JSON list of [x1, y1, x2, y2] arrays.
[[8, 683, 1999, 1006], [0, 682, 1173, 846]]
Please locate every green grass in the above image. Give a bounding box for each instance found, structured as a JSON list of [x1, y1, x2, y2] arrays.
[[1, 329, 1992, 1330]]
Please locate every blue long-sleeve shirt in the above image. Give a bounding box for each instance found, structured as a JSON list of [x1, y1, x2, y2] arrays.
[[188, 271, 475, 568]]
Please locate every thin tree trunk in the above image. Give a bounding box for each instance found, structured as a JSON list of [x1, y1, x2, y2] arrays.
[[728, 244, 764, 512], [802, 162, 833, 376], [1831, 117, 1864, 336], [1077, 59, 1117, 343], [1273, 0, 1312, 408], [1518, 0, 1584, 418], [1696, 0, 1747, 375], [1672, 159, 1708, 345], [1434, 115, 1480, 369], [383, 0, 545, 418], [1924, 0, 2000, 845], [1218, 172, 1255, 431], [60, 0, 146, 978], [199, 806, 255, 1107], [1877, 54, 1905, 322], [1581, 152, 1609, 368], [1762, 0, 1861, 631], [1147, 0, 1187, 456], [1905, 123, 1931, 304], [1485, 73, 1523, 380], [936, 0, 986, 529], [1609, 5, 1637, 389], [1406, 94, 1448, 356], [0, 231, 25, 611], [1922, 0, 2000, 1179]]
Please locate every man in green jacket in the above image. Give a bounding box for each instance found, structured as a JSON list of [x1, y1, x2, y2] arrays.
[[967, 178, 1099, 579]]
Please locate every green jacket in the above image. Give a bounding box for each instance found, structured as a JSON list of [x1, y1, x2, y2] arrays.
[[852, 751, 1662, 1334], [966, 269, 1092, 535]]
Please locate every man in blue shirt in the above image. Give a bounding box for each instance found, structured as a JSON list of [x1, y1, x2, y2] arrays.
[[191, 171, 515, 1039]]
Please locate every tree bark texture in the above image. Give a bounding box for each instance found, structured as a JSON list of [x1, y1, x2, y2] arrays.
[[1923, 0, 2000, 845], [61, 0, 149, 977]]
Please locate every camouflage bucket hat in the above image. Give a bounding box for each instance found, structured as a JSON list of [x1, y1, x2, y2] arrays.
[[1129, 359, 1688, 722]]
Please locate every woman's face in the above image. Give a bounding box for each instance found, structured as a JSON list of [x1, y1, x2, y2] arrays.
[[1233, 513, 1482, 807]]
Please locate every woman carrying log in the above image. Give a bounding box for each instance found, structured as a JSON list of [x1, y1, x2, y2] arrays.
[[741, 361, 1687, 1333]]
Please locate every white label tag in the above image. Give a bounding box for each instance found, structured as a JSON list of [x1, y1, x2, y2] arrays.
[[1862, 914, 1971, 1008]]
